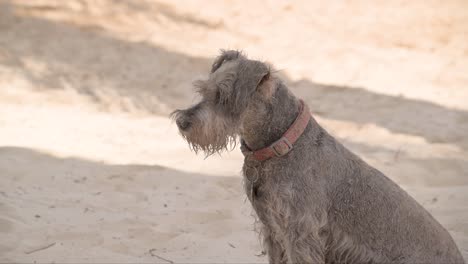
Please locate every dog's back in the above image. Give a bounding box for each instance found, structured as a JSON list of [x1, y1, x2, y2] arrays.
[[284, 118, 465, 263], [323, 132, 464, 263]]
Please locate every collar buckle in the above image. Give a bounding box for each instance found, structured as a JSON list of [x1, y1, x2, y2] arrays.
[[271, 137, 293, 157]]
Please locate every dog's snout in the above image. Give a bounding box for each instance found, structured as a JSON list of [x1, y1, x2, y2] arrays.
[[176, 118, 191, 131]]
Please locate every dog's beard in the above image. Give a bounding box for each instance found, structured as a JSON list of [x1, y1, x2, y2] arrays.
[[180, 126, 238, 157], [172, 105, 240, 156], [183, 118, 237, 157]]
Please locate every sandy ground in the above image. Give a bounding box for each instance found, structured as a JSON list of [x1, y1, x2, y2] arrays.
[[0, 0, 467, 262]]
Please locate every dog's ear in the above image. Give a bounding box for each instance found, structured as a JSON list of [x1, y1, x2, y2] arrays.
[[211, 50, 244, 73], [221, 60, 269, 114], [236, 60, 270, 94], [255, 69, 274, 98]]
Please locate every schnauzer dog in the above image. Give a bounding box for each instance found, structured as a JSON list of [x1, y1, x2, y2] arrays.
[[172, 50, 464, 264]]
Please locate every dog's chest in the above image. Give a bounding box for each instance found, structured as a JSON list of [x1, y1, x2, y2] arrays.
[[242, 161, 289, 222], [242, 162, 263, 205]]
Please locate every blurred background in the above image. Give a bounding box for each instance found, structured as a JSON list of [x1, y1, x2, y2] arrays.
[[0, 0, 467, 262]]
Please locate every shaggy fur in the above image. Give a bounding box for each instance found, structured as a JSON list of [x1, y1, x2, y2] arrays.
[[173, 50, 465, 264]]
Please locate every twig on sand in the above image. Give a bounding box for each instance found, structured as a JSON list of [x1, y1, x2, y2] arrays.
[[149, 248, 174, 264], [24, 242, 56, 255], [393, 147, 402, 162]]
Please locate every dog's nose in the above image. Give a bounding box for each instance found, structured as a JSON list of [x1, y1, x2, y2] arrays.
[[176, 118, 191, 131]]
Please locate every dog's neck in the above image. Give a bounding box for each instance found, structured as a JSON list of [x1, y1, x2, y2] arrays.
[[240, 84, 301, 151]]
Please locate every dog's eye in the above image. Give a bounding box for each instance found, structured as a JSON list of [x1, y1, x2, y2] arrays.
[[215, 89, 221, 102], [215, 88, 229, 105]]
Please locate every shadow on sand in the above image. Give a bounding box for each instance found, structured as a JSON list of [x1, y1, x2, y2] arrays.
[[0, 146, 258, 262]]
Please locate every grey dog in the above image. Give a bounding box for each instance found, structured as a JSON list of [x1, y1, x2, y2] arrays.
[[172, 50, 465, 263]]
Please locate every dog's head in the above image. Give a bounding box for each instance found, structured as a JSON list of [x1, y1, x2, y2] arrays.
[[172, 50, 277, 155]]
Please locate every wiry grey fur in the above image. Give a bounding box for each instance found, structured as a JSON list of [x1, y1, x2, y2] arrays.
[[173, 50, 465, 264]]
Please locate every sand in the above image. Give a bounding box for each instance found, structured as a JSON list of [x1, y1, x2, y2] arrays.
[[0, 0, 467, 262]]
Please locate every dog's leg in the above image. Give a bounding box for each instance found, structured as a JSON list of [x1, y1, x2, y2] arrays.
[[285, 229, 326, 264], [262, 229, 287, 264]]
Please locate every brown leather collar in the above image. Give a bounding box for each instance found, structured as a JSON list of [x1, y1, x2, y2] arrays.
[[240, 100, 311, 161]]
